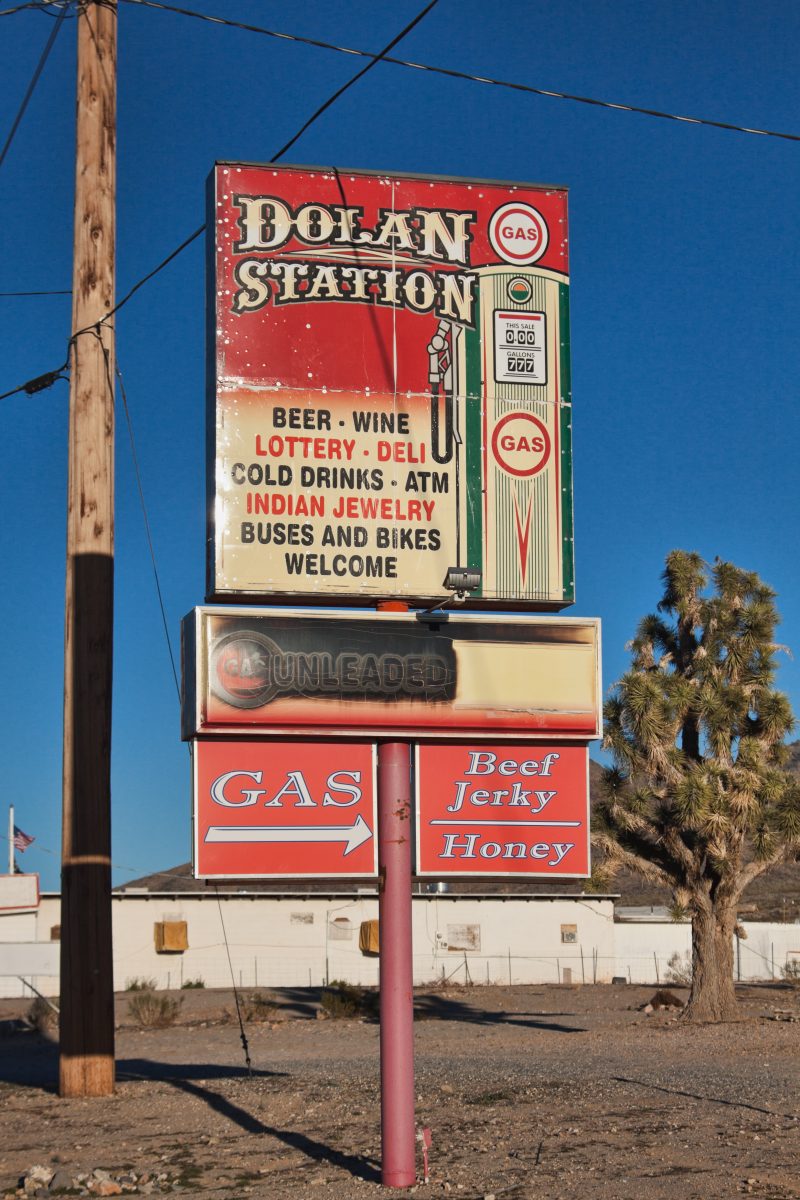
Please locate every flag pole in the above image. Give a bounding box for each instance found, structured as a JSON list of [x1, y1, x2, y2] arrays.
[[8, 805, 13, 875]]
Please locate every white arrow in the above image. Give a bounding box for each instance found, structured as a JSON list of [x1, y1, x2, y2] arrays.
[[430, 819, 581, 827], [204, 814, 373, 857]]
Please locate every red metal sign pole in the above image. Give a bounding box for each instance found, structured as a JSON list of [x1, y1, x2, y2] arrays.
[[378, 739, 416, 1187]]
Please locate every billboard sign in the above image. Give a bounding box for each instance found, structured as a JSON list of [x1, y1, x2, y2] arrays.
[[208, 163, 573, 609], [415, 742, 589, 877], [193, 739, 378, 879], [182, 607, 601, 741]]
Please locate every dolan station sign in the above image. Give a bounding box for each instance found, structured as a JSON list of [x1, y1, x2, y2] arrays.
[[207, 164, 573, 610]]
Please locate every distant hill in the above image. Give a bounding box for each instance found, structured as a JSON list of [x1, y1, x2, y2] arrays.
[[118, 748, 799, 920]]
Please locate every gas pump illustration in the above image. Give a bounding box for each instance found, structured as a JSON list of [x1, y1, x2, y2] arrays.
[[424, 263, 571, 605]]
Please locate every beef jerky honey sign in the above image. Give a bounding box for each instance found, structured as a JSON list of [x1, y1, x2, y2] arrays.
[[208, 164, 573, 609]]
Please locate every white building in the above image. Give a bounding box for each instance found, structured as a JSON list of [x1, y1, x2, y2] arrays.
[[2, 881, 798, 999], [1, 886, 616, 997]]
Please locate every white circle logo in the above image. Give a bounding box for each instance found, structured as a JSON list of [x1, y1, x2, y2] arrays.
[[489, 203, 549, 265]]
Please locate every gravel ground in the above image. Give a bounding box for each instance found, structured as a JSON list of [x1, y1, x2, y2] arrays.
[[1, 983, 799, 1200]]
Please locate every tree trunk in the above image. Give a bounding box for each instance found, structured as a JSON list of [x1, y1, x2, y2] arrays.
[[682, 901, 739, 1022]]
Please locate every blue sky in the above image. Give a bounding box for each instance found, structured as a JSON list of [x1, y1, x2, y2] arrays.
[[1, 0, 799, 891]]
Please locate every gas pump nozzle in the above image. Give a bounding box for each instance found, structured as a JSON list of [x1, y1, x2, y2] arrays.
[[428, 321, 454, 465]]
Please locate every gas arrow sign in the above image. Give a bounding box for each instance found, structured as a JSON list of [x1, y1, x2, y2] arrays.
[[205, 814, 373, 856], [193, 740, 378, 879]]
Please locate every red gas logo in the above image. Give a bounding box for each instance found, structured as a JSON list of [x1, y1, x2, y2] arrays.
[[491, 412, 551, 477], [489, 202, 549, 265]]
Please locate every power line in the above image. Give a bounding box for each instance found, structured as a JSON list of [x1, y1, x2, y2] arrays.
[[0, 289, 71, 296], [0, 3, 47, 16], [271, 0, 439, 162], [92, 329, 182, 703], [118, 0, 800, 144], [30, 0, 78, 14], [117, 360, 182, 702], [7, 0, 793, 404], [98, 0, 439, 324], [89, 0, 440, 702], [93, 223, 205, 329], [1, 2, 443, 724], [214, 886, 252, 1075], [0, 0, 71, 173], [0, 354, 71, 402], [1, 0, 442, 400]]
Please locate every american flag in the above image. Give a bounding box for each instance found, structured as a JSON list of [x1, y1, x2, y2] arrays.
[[13, 825, 34, 853]]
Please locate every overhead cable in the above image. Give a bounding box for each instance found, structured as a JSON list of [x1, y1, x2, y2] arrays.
[[0, 351, 71, 402], [118, 0, 800, 144], [0, 289, 71, 297], [0, 0, 71, 173], [0, 3, 47, 16], [87, 0, 440, 324], [1, 0, 441, 401], [100, 336, 182, 703], [88, 0, 441, 699], [270, 0, 439, 161]]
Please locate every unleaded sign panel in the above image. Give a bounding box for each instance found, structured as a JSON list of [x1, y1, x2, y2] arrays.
[[181, 607, 601, 741]]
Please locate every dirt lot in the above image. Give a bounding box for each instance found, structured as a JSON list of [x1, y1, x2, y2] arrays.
[[1, 982, 799, 1200]]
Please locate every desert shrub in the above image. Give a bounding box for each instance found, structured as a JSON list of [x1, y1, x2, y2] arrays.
[[649, 988, 684, 1010], [127, 990, 183, 1028], [665, 951, 692, 986], [125, 976, 157, 992], [781, 959, 800, 986], [320, 981, 377, 1019], [239, 991, 278, 1022], [181, 977, 205, 989], [26, 996, 58, 1034]]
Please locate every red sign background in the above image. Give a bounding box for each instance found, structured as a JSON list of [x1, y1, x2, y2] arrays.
[[193, 740, 377, 879], [415, 743, 589, 877], [213, 165, 568, 396]]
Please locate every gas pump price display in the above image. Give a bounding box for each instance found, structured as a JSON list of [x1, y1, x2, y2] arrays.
[[208, 163, 574, 610], [493, 311, 547, 383]]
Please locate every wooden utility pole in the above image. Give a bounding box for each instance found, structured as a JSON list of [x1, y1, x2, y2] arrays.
[[60, 0, 117, 1099]]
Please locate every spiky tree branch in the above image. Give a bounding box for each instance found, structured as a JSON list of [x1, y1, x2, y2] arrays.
[[595, 551, 799, 1020]]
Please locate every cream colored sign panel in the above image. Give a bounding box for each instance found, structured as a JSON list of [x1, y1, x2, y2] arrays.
[[214, 388, 466, 599]]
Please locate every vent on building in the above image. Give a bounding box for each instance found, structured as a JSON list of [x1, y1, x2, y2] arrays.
[[359, 919, 380, 956], [560, 924, 578, 944], [154, 920, 188, 953]]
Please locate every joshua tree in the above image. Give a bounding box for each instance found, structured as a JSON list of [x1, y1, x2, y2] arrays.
[[595, 551, 799, 1020]]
